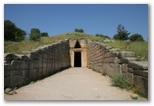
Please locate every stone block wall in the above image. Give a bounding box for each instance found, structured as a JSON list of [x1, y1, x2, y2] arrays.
[[4, 40, 70, 88], [87, 40, 148, 96]]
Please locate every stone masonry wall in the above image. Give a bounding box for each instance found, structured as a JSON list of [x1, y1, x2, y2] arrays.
[[87, 40, 148, 96], [4, 39, 70, 88]]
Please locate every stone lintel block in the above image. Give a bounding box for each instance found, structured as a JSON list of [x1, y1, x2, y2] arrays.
[[128, 61, 148, 70]]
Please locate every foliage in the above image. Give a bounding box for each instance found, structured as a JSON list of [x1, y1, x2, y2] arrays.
[[102, 71, 107, 76], [74, 28, 84, 33], [4, 20, 26, 41], [129, 33, 144, 42], [132, 86, 147, 98], [41, 32, 49, 37], [113, 24, 130, 40], [29, 28, 41, 41], [111, 74, 132, 89], [95, 34, 111, 39]]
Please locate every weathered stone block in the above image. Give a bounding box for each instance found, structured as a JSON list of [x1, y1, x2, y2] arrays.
[[119, 57, 129, 64], [103, 63, 121, 76], [11, 60, 24, 70], [123, 73, 134, 85], [134, 75, 148, 96], [122, 64, 128, 73], [128, 68, 133, 73], [32, 60, 40, 69], [30, 69, 39, 81], [103, 57, 119, 63], [133, 70, 148, 78], [4, 64, 11, 76], [4, 76, 11, 88], [10, 75, 23, 87], [5, 54, 20, 63], [128, 61, 148, 70], [119, 51, 135, 57], [104, 52, 116, 58], [10, 70, 22, 76]]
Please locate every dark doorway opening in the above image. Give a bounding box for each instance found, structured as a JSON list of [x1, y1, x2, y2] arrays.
[[74, 52, 81, 67]]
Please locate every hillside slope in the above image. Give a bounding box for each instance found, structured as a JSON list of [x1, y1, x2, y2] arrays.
[[4, 32, 148, 60]]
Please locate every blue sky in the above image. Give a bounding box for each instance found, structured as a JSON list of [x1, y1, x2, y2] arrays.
[[4, 4, 148, 40]]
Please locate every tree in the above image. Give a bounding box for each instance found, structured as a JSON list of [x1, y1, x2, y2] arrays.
[[29, 28, 41, 41], [14, 28, 26, 41], [129, 33, 144, 42], [4, 20, 26, 41], [41, 32, 49, 37], [74, 28, 84, 33], [113, 24, 130, 40]]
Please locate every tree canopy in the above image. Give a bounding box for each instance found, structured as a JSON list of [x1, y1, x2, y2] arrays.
[[129, 33, 144, 42], [74, 28, 84, 33], [29, 28, 41, 41], [113, 24, 130, 40], [4, 20, 26, 41], [41, 32, 49, 37]]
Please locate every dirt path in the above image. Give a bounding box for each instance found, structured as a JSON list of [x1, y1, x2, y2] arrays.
[[4, 68, 144, 100]]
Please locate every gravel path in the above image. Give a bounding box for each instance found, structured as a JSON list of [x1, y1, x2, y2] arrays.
[[4, 68, 145, 100]]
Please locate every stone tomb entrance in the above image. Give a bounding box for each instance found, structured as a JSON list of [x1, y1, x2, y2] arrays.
[[74, 52, 81, 67], [69, 38, 87, 67]]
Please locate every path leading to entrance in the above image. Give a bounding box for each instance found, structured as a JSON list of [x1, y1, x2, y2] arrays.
[[5, 68, 144, 100]]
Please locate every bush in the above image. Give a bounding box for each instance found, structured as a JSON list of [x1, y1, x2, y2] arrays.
[[95, 34, 111, 39], [74, 28, 84, 33], [29, 28, 41, 41], [41, 32, 49, 37], [111, 74, 132, 89], [102, 71, 107, 76], [129, 34, 144, 42]]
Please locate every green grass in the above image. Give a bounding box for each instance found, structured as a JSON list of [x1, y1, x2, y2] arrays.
[[132, 86, 147, 98], [111, 74, 147, 98], [111, 74, 132, 89], [104, 40, 148, 60], [4, 32, 148, 61], [4, 32, 97, 54]]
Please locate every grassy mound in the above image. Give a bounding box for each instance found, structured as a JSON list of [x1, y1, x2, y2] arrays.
[[4, 32, 148, 60]]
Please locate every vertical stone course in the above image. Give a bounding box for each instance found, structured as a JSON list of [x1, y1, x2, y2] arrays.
[[4, 39, 70, 88], [87, 39, 148, 96]]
